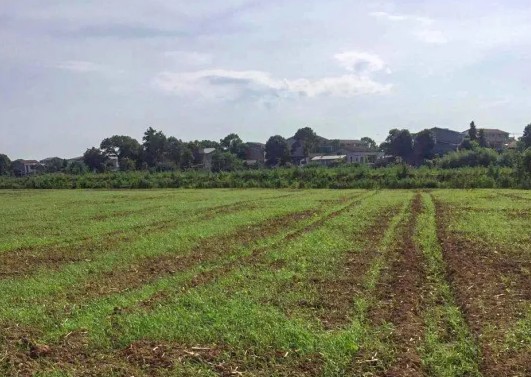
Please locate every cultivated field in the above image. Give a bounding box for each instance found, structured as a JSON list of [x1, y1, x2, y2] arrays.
[[0, 189, 529, 377]]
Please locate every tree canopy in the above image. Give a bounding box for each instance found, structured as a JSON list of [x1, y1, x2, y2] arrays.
[[412, 129, 435, 165], [469, 121, 478, 141], [265, 135, 290, 166], [381, 129, 413, 162]]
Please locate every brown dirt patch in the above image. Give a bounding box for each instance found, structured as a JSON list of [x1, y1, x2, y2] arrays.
[[280, 204, 402, 330], [133, 193, 373, 312], [435, 199, 531, 377], [0, 200, 265, 279], [356, 193, 427, 377], [77, 208, 319, 299]]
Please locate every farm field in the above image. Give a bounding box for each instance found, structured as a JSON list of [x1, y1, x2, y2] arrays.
[[0, 189, 529, 377]]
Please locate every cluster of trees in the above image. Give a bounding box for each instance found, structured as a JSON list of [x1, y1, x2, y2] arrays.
[[1, 123, 530, 176], [82, 128, 249, 173], [379, 122, 531, 167]]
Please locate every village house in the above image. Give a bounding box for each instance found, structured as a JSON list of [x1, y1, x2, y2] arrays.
[[480, 129, 510, 149], [429, 127, 464, 155], [310, 155, 346, 166], [198, 148, 216, 170], [243, 142, 265, 165], [11, 159, 41, 176]]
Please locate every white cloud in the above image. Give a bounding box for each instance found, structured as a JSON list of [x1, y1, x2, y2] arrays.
[[369, 11, 433, 26], [333, 51, 389, 74], [55, 60, 125, 76], [163, 51, 212, 65], [152, 69, 391, 101], [370, 10, 447, 44], [56, 60, 107, 73], [415, 30, 448, 44]]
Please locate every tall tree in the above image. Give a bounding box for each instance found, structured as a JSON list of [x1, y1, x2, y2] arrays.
[[265, 135, 290, 166], [180, 147, 194, 169], [521, 123, 531, 149], [165, 137, 184, 167], [0, 154, 11, 176], [412, 129, 435, 165], [83, 147, 108, 173], [478, 129, 488, 147], [468, 121, 478, 141], [220, 133, 242, 152], [293, 127, 318, 156], [360, 137, 377, 149], [381, 129, 413, 162], [43, 157, 65, 173], [142, 127, 167, 167], [211, 150, 243, 172], [100, 135, 141, 165]]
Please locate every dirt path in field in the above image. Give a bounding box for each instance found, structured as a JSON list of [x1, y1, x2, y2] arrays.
[[0, 194, 299, 279], [284, 204, 402, 330], [129, 192, 377, 312], [2, 194, 373, 377], [357, 193, 427, 377], [434, 199, 531, 377]]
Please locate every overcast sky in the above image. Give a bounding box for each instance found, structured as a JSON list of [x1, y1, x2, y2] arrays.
[[1, 0, 531, 159]]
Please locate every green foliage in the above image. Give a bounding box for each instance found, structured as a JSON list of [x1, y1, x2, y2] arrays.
[[413, 129, 435, 165], [293, 127, 318, 156], [265, 135, 290, 166], [0, 165, 525, 189], [381, 129, 413, 162], [521, 123, 531, 149], [0, 153, 11, 175], [83, 147, 108, 173], [142, 127, 167, 167], [468, 121, 477, 141], [436, 147, 498, 169], [360, 137, 377, 149], [100, 135, 142, 165]]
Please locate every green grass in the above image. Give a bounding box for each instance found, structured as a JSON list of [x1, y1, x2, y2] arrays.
[[0, 189, 529, 376]]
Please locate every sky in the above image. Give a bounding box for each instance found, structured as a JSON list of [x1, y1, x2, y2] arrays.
[[1, 0, 531, 159]]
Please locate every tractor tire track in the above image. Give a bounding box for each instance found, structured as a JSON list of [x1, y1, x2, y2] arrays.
[[0, 193, 300, 279], [434, 198, 531, 377], [367, 193, 427, 377]]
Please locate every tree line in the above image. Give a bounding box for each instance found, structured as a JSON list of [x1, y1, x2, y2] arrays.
[[0, 123, 530, 176]]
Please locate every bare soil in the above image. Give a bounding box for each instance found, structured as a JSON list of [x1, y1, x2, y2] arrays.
[[434, 199, 531, 377]]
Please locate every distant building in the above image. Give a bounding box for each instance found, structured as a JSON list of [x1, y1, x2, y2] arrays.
[[244, 142, 266, 163], [338, 139, 366, 150], [429, 127, 464, 155], [310, 155, 346, 166], [198, 148, 216, 170], [12, 160, 41, 176], [481, 129, 510, 149], [342, 149, 384, 164]]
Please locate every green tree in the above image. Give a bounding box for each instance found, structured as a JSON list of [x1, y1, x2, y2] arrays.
[[165, 137, 184, 167], [478, 129, 488, 147], [294, 127, 318, 156], [468, 121, 477, 141], [265, 135, 290, 166], [413, 129, 435, 165], [521, 123, 531, 149], [360, 137, 377, 149], [180, 147, 194, 169], [100, 135, 141, 166], [83, 147, 108, 173], [381, 129, 413, 162], [43, 157, 65, 173], [142, 127, 167, 167], [220, 133, 242, 151], [211, 150, 243, 172], [0, 154, 11, 175], [66, 161, 88, 175]]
